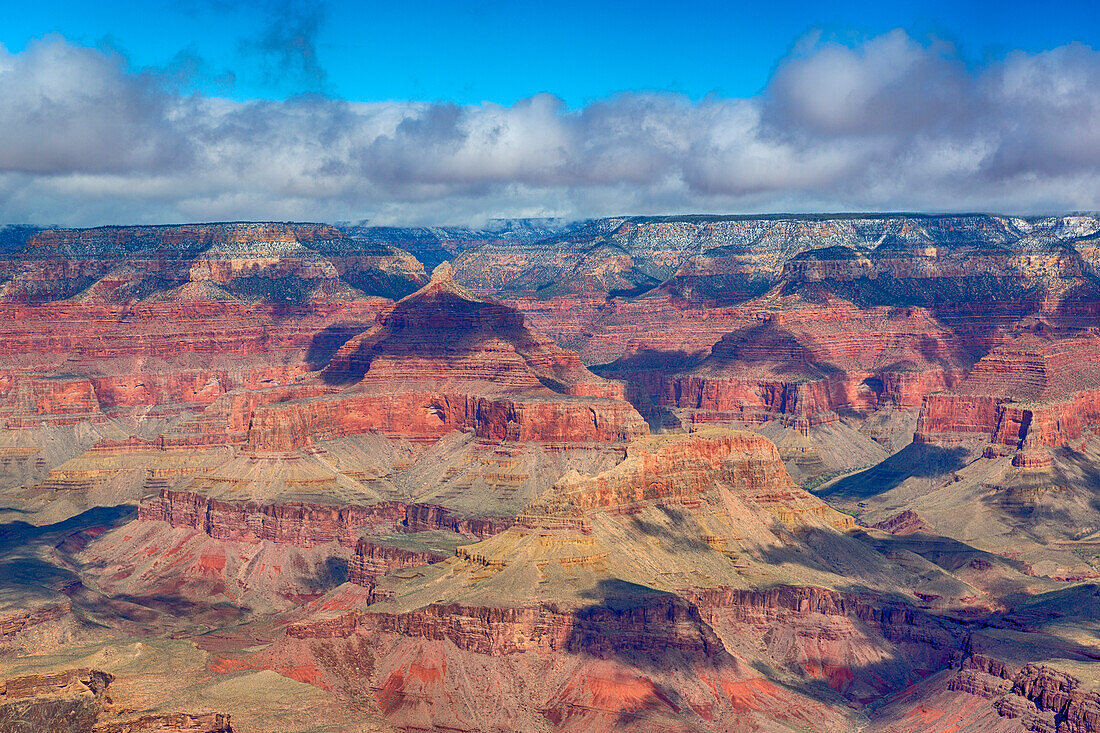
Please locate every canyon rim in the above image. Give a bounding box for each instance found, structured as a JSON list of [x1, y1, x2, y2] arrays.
[[3, 1, 1100, 731]]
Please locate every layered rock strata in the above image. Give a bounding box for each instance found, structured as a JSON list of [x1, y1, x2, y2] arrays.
[[138, 490, 511, 545], [945, 655, 1100, 733], [606, 307, 968, 430], [291, 432, 903, 662], [230, 262, 647, 451], [0, 668, 233, 733], [918, 334, 1100, 448]]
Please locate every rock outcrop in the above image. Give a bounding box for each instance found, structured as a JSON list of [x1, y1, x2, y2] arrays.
[[518, 429, 808, 522], [941, 656, 1100, 733], [347, 535, 459, 591], [229, 262, 647, 451], [917, 334, 1100, 448], [0, 669, 113, 733], [873, 509, 932, 535], [138, 490, 409, 547], [606, 308, 968, 430], [0, 668, 232, 733], [137, 489, 510, 546]]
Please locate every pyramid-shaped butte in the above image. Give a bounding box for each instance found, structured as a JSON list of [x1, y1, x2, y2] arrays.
[[247, 262, 648, 450]]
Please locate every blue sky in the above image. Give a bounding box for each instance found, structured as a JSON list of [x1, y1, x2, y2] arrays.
[[3, 0, 1100, 225], [3, 0, 1097, 104]]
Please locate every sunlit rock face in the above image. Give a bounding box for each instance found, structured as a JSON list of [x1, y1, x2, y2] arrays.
[[917, 334, 1100, 449], [3, 215, 1100, 732], [279, 431, 972, 731]]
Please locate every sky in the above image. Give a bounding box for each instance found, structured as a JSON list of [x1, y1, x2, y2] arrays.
[[2, 0, 1100, 225]]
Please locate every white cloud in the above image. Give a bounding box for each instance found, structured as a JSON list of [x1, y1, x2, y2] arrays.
[[3, 31, 1100, 225]]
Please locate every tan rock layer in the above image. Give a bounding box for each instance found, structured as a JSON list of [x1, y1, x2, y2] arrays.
[[91, 713, 233, 733], [0, 668, 112, 701], [524, 431, 795, 521], [0, 602, 70, 637]]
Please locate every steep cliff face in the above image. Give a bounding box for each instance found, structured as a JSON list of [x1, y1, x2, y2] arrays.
[[0, 301, 392, 441], [780, 234, 1094, 312], [1011, 664, 1100, 733], [282, 583, 969, 732], [917, 334, 1100, 448], [137, 490, 408, 547], [267, 426, 1024, 733], [8, 214, 1100, 732], [0, 669, 113, 733], [18, 261, 646, 454], [137, 489, 511, 546], [280, 433, 945, 693], [521, 430, 799, 518], [269, 631, 859, 732], [242, 390, 645, 451], [0, 223, 426, 434], [314, 596, 722, 658], [0, 375, 106, 427], [0, 299, 388, 364], [932, 654, 1100, 733], [122, 437, 516, 542], [603, 307, 969, 431], [9, 215, 1100, 445], [584, 300, 966, 486], [361, 430, 883, 617], [87, 489, 509, 613], [459, 216, 1100, 408], [280, 554, 1100, 733], [347, 534, 461, 591]]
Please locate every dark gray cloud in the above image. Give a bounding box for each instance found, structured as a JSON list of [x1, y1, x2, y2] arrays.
[[2, 30, 1100, 226], [241, 0, 329, 93]]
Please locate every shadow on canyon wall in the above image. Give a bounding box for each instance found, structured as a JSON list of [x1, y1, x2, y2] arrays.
[[816, 444, 970, 500], [305, 321, 369, 371]]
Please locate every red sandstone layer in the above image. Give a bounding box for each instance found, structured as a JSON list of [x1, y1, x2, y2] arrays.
[[917, 334, 1100, 447], [289, 596, 721, 657], [244, 390, 646, 451], [288, 584, 957, 671], [227, 262, 647, 450], [137, 488, 512, 547], [347, 540, 452, 589], [597, 305, 969, 429]]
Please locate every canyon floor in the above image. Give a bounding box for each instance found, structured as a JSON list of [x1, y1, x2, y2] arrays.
[[0, 215, 1099, 733]]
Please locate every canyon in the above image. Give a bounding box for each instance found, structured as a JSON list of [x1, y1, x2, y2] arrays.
[[0, 214, 1099, 732]]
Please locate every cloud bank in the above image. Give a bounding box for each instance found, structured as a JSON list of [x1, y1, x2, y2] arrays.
[[3, 30, 1100, 226]]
